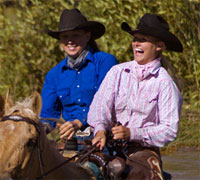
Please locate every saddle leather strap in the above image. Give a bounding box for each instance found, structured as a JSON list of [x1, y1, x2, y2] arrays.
[[126, 142, 161, 159]]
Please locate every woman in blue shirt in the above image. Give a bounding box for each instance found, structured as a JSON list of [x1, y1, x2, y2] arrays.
[[40, 8, 118, 145]]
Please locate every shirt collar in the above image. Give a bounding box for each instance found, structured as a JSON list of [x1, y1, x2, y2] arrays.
[[149, 57, 161, 75], [125, 57, 161, 75]]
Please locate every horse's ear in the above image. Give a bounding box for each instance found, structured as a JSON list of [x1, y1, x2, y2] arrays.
[[0, 94, 5, 117], [5, 89, 14, 113], [31, 91, 42, 117]]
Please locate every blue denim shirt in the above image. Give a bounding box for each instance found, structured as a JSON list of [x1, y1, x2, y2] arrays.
[[40, 49, 118, 128]]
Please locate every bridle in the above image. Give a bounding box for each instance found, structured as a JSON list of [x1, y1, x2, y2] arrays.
[[1, 115, 44, 179], [0, 115, 98, 180], [1, 115, 40, 133]]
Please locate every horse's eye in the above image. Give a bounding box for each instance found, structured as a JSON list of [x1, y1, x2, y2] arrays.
[[27, 139, 36, 147], [13, 110, 19, 113]]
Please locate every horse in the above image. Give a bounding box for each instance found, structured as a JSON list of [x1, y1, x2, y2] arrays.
[[0, 90, 94, 180]]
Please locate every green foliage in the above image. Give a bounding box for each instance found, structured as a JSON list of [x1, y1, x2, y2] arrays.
[[0, 0, 75, 98], [0, 0, 199, 108]]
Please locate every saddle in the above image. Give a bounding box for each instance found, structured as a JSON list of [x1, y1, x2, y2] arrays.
[[79, 140, 165, 180], [54, 127, 166, 180], [54, 129, 128, 179], [76, 132, 129, 180], [79, 151, 126, 179]]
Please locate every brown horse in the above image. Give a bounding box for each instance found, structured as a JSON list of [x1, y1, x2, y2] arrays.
[[0, 91, 94, 180]]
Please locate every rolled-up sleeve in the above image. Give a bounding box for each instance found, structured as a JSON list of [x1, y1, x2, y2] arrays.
[[40, 69, 62, 127], [129, 79, 183, 147]]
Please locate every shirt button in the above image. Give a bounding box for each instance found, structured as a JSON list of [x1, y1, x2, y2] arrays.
[[77, 71, 80, 74], [60, 95, 62, 98], [78, 99, 81, 102], [83, 109, 86, 112], [77, 85, 80, 88]]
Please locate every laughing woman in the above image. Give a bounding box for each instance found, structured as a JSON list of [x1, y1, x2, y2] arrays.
[[40, 8, 118, 150], [88, 13, 183, 179]]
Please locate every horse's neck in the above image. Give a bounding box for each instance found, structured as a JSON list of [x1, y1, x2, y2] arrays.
[[20, 124, 67, 179], [41, 134, 68, 174], [32, 125, 69, 178], [26, 124, 93, 179]]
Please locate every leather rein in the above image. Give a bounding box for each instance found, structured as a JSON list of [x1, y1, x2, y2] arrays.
[[106, 122, 161, 177]]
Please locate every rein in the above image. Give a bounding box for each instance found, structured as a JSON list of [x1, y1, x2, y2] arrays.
[[107, 134, 161, 177], [35, 142, 98, 180], [39, 117, 64, 124], [106, 122, 161, 177], [1, 115, 98, 180], [5, 115, 161, 178]]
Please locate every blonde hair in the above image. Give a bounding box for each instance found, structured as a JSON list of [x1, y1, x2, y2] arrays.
[[160, 56, 183, 91], [156, 40, 183, 92]]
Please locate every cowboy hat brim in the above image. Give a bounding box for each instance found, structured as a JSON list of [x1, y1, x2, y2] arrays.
[[121, 22, 183, 52], [46, 21, 105, 40]]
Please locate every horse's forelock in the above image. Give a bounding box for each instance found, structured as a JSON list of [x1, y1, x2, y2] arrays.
[[5, 97, 38, 122]]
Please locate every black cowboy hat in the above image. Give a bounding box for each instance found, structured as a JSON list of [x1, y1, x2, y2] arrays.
[[121, 13, 183, 52], [46, 8, 105, 40]]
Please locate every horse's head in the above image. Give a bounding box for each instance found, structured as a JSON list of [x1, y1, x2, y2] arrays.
[[0, 90, 42, 179]]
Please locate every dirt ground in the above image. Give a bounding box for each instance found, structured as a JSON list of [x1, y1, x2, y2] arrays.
[[162, 150, 200, 180]]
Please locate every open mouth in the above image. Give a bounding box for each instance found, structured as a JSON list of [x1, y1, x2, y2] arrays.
[[135, 48, 144, 54]]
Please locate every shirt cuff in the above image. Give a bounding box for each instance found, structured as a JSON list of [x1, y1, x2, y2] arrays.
[[93, 124, 106, 136], [80, 118, 87, 126], [129, 127, 153, 147], [129, 127, 144, 141]]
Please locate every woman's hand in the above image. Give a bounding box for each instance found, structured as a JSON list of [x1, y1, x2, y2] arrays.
[[57, 119, 83, 139], [111, 125, 130, 140], [92, 130, 106, 151]]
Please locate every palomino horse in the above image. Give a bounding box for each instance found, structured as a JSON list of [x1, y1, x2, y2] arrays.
[[0, 91, 94, 180]]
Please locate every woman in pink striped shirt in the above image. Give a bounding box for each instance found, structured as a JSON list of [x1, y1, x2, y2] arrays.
[[88, 13, 183, 179]]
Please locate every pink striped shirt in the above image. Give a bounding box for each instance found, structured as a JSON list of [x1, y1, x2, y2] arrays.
[[88, 58, 183, 147]]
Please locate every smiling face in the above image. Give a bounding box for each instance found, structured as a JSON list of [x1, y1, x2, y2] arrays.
[[59, 29, 91, 59], [132, 33, 165, 65]]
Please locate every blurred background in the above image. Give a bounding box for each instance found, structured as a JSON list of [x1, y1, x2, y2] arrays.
[[0, 0, 199, 152]]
